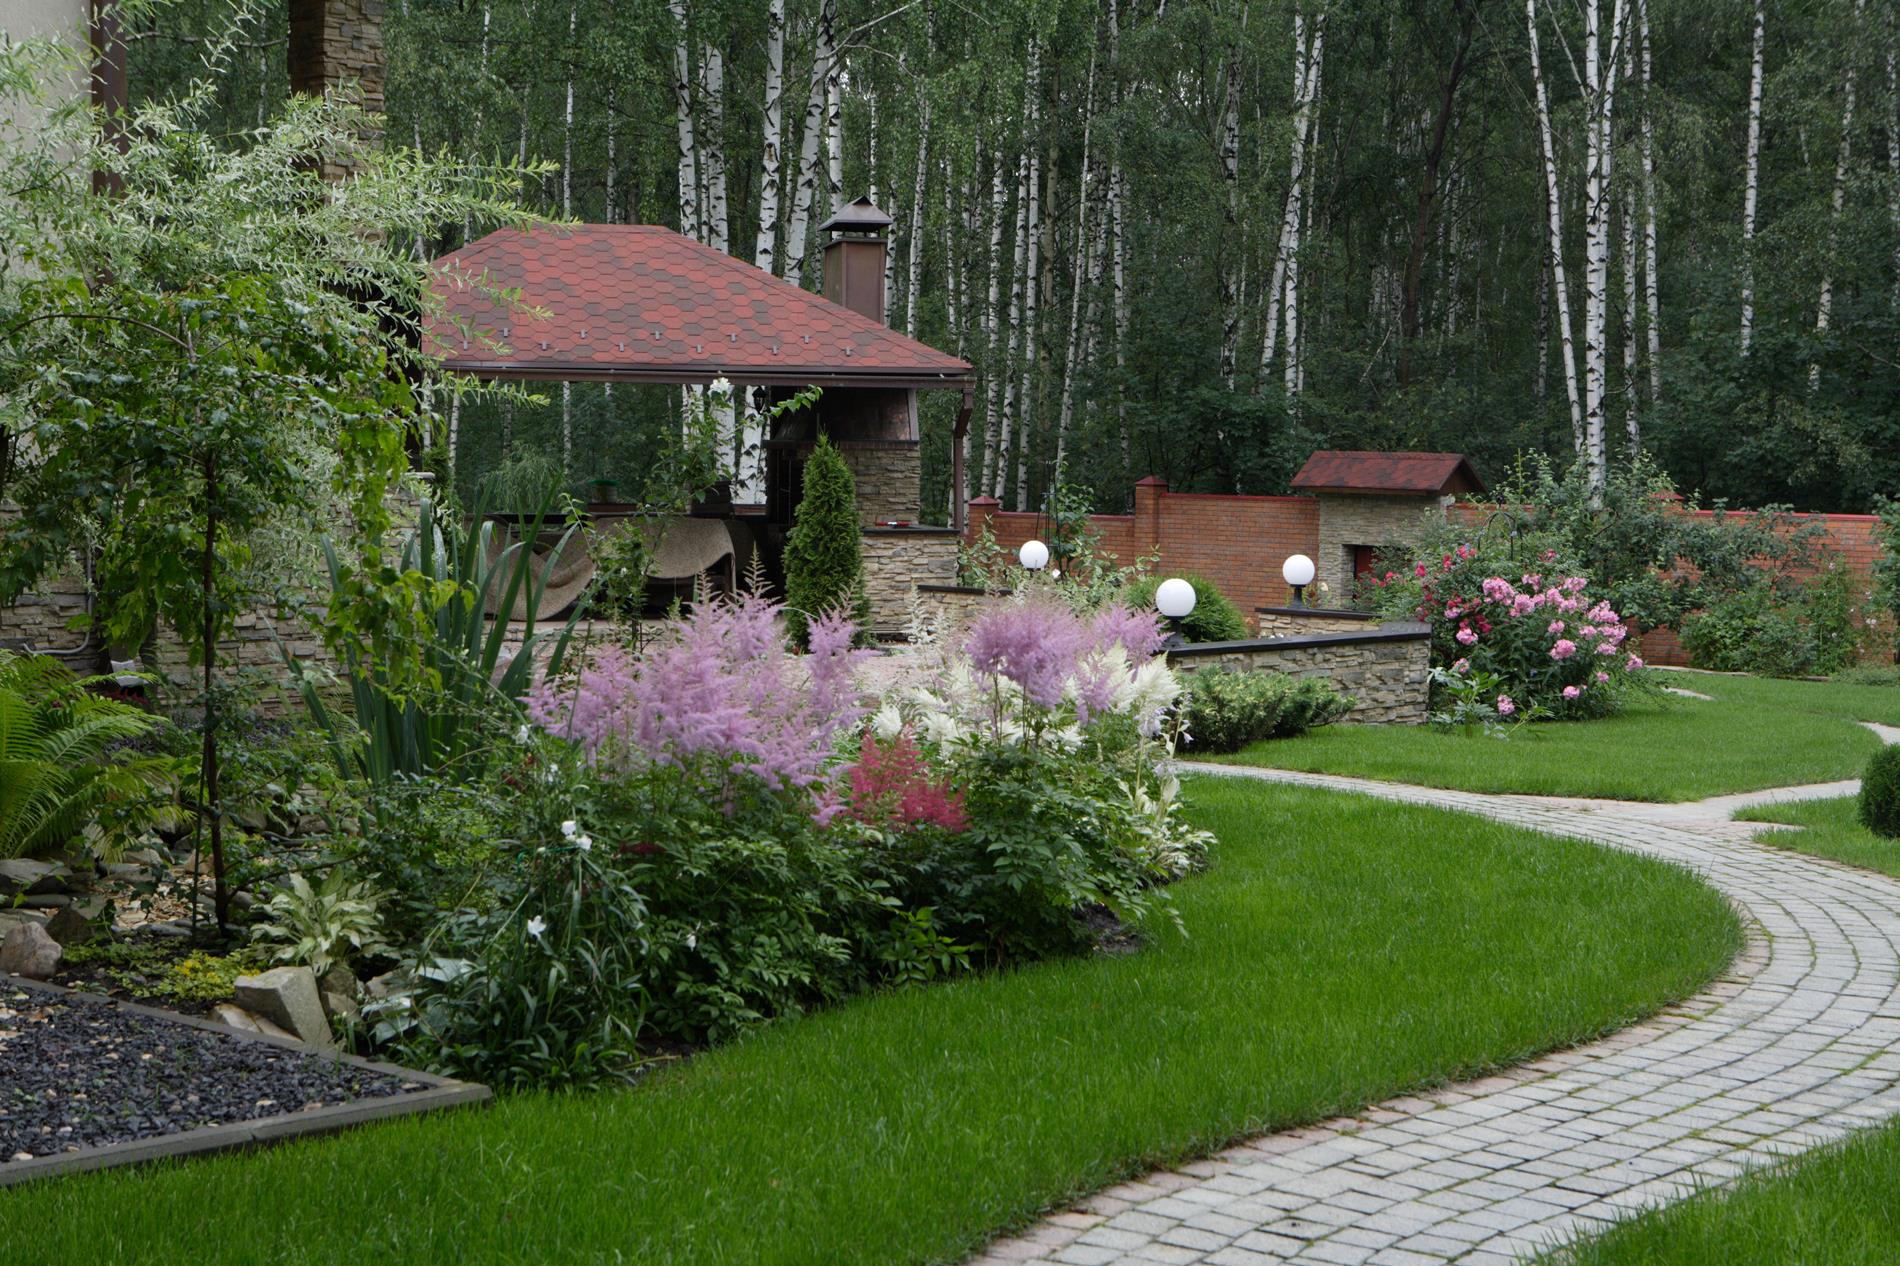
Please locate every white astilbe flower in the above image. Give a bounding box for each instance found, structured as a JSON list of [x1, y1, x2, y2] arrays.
[[870, 701, 906, 741], [560, 820, 578, 839], [1117, 658, 1182, 738]]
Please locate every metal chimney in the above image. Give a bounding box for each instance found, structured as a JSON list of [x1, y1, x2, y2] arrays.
[[817, 195, 893, 325]]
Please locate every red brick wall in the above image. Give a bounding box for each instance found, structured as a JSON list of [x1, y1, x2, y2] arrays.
[[969, 482, 1891, 658]]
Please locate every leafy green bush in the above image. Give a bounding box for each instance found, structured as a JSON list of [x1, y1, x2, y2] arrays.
[[1835, 665, 1900, 687], [0, 652, 185, 860], [783, 435, 870, 646], [1859, 747, 1900, 840], [251, 868, 393, 978], [1681, 588, 1819, 678], [1180, 670, 1353, 753], [1120, 573, 1250, 642]]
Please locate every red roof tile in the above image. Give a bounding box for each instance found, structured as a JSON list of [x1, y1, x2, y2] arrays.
[[1289, 451, 1486, 496], [427, 225, 974, 387]]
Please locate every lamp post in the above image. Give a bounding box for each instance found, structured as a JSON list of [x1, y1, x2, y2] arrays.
[[1154, 577, 1197, 649], [1019, 539, 1050, 573], [1282, 553, 1317, 608]]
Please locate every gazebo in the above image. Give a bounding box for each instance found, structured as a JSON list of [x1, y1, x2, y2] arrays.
[[427, 199, 977, 631], [1289, 451, 1486, 595]]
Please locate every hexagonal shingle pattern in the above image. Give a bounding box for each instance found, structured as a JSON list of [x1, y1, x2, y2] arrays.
[[427, 225, 973, 384], [969, 761, 1900, 1266]]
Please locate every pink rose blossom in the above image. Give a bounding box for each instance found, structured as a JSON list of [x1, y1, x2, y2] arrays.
[[1496, 695, 1516, 716], [1562, 685, 1581, 700], [1455, 625, 1478, 646], [1452, 657, 1471, 674]]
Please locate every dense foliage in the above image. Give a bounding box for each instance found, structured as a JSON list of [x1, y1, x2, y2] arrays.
[[1861, 747, 1900, 840], [1121, 573, 1250, 643], [782, 436, 871, 647], [1178, 670, 1353, 754]]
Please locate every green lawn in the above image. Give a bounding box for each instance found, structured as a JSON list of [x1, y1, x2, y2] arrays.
[[1217, 673, 1900, 802], [1544, 1121, 1900, 1265], [7, 779, 1740, 1266], [1736, 794, 1900, 879]]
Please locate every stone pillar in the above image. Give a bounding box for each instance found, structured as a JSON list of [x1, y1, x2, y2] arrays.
[[288, 0, 385, 178]]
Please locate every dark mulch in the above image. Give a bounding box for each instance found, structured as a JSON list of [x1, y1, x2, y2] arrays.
[[0, 985, 411, 1165]]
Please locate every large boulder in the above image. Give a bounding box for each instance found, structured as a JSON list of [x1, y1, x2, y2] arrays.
[[0, 859, 69, 899], [0, 923, 62, 979], [232, 966, 335, 1050]]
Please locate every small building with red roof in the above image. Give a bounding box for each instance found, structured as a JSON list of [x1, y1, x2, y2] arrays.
[[1289, 450, 1486, 597]]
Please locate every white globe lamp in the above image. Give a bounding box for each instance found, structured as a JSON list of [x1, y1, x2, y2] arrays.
[[1282, 553, 1317, 608], [1018, 539, 1050, 571], [1154, 577, 1197, 647]]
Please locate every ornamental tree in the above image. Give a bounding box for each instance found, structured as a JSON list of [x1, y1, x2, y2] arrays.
[[782, 435, 871, 647], [0, 33, 536, 927]]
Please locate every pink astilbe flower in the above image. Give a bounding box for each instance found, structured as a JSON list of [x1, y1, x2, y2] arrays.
[[1088, 604, 1167, 661], [966, 598, 1090, 708], [847, 729, 968, 833]]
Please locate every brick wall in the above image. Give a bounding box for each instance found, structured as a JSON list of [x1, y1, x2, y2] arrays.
[[968, 478, 1891, 663]]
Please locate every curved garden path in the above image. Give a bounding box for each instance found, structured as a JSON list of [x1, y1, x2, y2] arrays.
[[970, 761, 1900, 1266]]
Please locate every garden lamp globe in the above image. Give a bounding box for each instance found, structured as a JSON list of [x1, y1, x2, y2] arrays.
[[1282, 553, 1317, 608], [1019, 539, 1050, 571], [1154, 577, 1197, 648]]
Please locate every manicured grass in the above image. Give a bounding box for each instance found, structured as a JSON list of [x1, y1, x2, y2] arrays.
[[1219, 673, 1900, 802], [6, 780, 1740, 1266], [1544, 1120, 1900, 1265], [1736, 794, 1900, 879]]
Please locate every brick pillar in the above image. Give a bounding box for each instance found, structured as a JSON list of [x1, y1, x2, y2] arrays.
[[966, 495, 999, 547], [1133, 476, 1168, 559]]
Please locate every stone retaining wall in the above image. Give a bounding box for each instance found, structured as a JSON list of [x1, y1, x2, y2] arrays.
[[1253, 606, 1381, 638], [1166, 624, 1431, 725], [861, 528, 958, 638]]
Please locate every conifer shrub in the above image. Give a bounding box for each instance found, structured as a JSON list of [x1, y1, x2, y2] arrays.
[[783, 436, 871, 646], [1120, 573, 1250, 643], [1860, 746, 1900, 840]]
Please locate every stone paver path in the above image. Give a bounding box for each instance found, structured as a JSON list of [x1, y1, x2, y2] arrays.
[[970, 764, 1900, 1266]]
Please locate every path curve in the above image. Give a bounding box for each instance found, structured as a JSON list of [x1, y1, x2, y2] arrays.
[[971, 766, 1900, 1266]]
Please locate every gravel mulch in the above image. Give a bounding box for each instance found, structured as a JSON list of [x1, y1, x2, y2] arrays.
[[0, 984, 413, 1166]]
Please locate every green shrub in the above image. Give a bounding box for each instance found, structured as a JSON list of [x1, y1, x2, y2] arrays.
[[1180, 670, 1353, 754], [783, 435, 871, 646], [1861, 747, 1900, 839], [1120, 573, 1250, 643], [1835, 665, 1900, 688], [1681, 588, 1818, 678]]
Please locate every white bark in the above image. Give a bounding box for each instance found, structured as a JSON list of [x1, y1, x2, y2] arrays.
[[1217, 11, 1243, 386], [980, 146, 1009, 497], [669, 0, 699, 241], [905, 100, 931, 335], [1638, 0, 1661, 402], [824, 0, 843, 218], [702, 39, 729, 253], [1284, 14, 1325, 402], [1261, 12, 1318, 383], [785, 13, 830, 283], [561, 380, 573, 477], [1622, 185, 1640, 449], [1740, 0, 1765, 353], [1580, 0, 1631, 500], [605, 83, 617, 223], [1888, 41, 1900, 309], [562, 2, 575, 219], [1527, 0, 1585, 454], [1012, 43, 1044, 510], [754, 0, 785, 271], [1811, 0, 1865, 393], [1055, 29, 1101, 480], [994, 147, 1030, 500], [1108, 0, 1131, 475]]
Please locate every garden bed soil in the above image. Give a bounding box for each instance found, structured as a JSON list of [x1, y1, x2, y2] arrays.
[[0, 976, 488, 1186]]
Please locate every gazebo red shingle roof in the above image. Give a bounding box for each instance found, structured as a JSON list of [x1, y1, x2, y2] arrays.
[[428, 225, 974, 388], [1290, 450, 1485, 497]]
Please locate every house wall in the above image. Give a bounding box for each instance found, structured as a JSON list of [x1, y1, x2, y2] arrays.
[[840, 442, 923, 526], [861, 528, 957, 638], [1313, 492, 1446, 596]]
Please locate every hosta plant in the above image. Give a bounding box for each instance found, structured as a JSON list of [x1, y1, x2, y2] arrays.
[[251, 868, 393, 979]]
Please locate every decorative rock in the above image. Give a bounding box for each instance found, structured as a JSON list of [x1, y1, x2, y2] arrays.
[[43, 898, 108, 946], [209, 1002, 297, 1042], [364, 969, 409, 1001], [232, 966, 335, 1050], [321, 991, 360, 1026], [318, 963, 357, 999], [0, 909, 50, 935], [0, 859, 69, 898], [0, 923, 63, 979]]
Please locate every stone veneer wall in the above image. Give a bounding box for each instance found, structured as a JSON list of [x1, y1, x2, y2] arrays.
[[1254, 606, 1381, 637], [1313, 492, 1446, 598], [1166, 624, 1431, 725], [289, 0, 386, 181], [839, 442, 923, 526], [861, 528, 958, 638], [912, 585, 1009, 630]]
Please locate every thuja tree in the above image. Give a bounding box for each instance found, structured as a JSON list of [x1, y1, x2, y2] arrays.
[[0, 30, 535, 927], [783, 436, 870, 647]]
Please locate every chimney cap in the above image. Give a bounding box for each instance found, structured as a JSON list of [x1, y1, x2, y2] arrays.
[[818, 195, 894, 235]]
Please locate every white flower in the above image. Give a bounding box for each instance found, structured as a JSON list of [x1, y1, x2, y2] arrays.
[[576, 835, 592, 852], [870, 702, 905, 741], [560, 820, 578, 839], [544, 763, 560, 784], [708, 376, 733, 397], [525, 916, 548, 941], [685, 932, 698, 950], [514, 724, 532, 744]]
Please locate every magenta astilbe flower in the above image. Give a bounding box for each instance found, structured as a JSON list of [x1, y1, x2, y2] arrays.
[[525, 642, 638, 753], [965, 598, 1089, 708]]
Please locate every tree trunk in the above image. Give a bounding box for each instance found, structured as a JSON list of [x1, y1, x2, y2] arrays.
[[994, 146, 1029, 501], [1811, 0, 1866, 392], [1055, 27, 1101, 481], [905, 100, 931, 336], [980, 144, 1009, 498], [1217, 9, 1244, 387], [824, 0, 843, 219], [1888, 39, 1900, 310], [1740, 0, 1765, 353], [1284, 14, 1325, 403], [785, 10, 829, 283], [1011, 41, 1044, 510], [1622, 184, 1640, 450], [754, 0, 785, 271], [605, 83, 617, 223], [1260, 12, 1310, 383], [669, 0, 699, 241], [1637, 0, 1661, 401], [198, 450, 228, 932], [701, 38, 729, 254], [1527, 0, 1585, 454]]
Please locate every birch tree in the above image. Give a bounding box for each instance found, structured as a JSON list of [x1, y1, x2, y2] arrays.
[[701, 37, 729, 254], [785, 3, 832, 284], [669, 0, 699, 242], [754, 0, 785, 272], [1637, 0, 1661, 401], [1740, 0, 1765, 353], [1527, 0, 1585, 453], [1811, 0, 1866, 392], [905, 99, 930, 335]]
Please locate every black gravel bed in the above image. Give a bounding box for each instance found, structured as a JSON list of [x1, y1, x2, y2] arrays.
[[0, 984, 413, 1165]]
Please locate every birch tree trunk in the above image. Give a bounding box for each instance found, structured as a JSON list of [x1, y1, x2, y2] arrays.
[[824, 0, 844, 219], [1012, 43, 1044, 510], [1622, 186, 1640, 449], [1217, 11, 1243, 387], [754, 0, 784, 271], [993, 148, 1029, 501], [605, 84, 617, 223], [701, 39, 729, 254], [1579, 0, 1631, 500], [669, 0, 699, 241], [785, 12, 830, 283], [905, 100, 931, 335], [1107, 0, 1131, 479], [1811, 0, 1865, 393], [464, 0, 492, 243], [1527, 0, 1585, 453], [1261, 12, 1317, 384], [1637, 0, 1661, 401], [1888, 39, 1900, 310], [1284, 14, 1325, 403], [1055, 30, 1101, 480], [1740, 0, 1765, 353], [562, 2, 575, 219], [980, 146, 1011, 498]]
